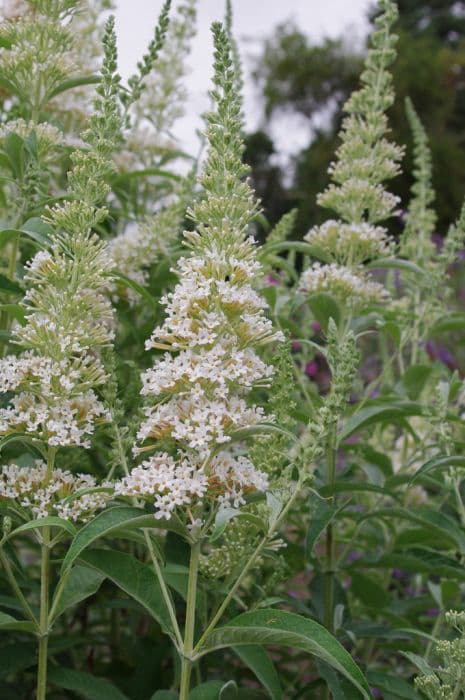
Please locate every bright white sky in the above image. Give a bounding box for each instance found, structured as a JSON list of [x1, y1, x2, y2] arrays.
[[114, 0, 372, 156]]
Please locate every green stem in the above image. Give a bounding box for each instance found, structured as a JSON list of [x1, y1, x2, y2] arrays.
[[144, 529, 183, 648], [194, 534, 268, 656], [179, 540, 201, 700], [109, 408, 183, 648], [36, 447, 55, 700], [36, 530, 50, 700], [324, 430, 337, 635], [193, 477, 305, 657]]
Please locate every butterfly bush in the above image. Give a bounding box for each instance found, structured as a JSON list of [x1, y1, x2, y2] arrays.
[[1, 1, 465, 698], [300, 0, 402, 311], [116, 23, 283, 524]]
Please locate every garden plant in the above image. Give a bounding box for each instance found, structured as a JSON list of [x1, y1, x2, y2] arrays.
[[0, 0, 465, 698]]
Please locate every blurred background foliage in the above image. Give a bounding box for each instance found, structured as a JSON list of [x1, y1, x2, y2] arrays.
[[245, 0, 465, 239]]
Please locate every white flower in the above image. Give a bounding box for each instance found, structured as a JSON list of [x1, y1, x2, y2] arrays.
[[0, 461, 111, 521], [300, 262, 389, 309], [305, 220, 393, 264]]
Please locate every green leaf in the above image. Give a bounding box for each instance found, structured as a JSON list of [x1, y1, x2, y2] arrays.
[[411, 455, 465, 483], [367, 671, 422, 699], [262, 240, 331, 262], [196, 610, 371, 698], [190, 682, 224, 700], [349, 548, 465, 580], [349, 573, 390, 609], [0, 273, 22, 295], [150, 692, 178, 700], [79, 548, 175, 637], [6, 516, 76, 542], [50, 565, 105, 621], [232, 645, 282, 700], [61, 505, 184, 574], [22, 217, 53, 243], [317, 660, 366, 700], [0, 433, 45, 456], [163, 562, 189, 599], [367, 258, 427, 277], [0, 304, 26, 324], [401, 652, 433, 676], [402, 364, 433, 400], [429, 312, 465, 336], [111, 270, 158, 308], [0, 642, 36, 677], [339, 402, 423, 443], [112, 168, 181, 184], [306, 494, 345, 558], [308, 293, 341, 330], [3, 133, 24, 178], [0, 611, 36, 634], [357, 508, 465, 554], [48, 667, 130, 700], [46, 75, 101, 100]]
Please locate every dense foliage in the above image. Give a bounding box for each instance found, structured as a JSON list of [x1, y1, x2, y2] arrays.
[[0, 1, 464, 699]]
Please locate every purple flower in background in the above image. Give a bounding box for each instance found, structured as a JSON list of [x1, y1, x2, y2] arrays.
[[426, 608, 440, 617], [266, 274, 280, 287], [347, 550, 362, 563], [311, 321, 321, 334], [392, 568, 405, 580], [371, 688, 382, 699], [426, 341, 457, 370], [292, 341, 302, 352], [305, 360, 319, 378]]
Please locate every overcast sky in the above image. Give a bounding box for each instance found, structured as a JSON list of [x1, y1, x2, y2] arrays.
[[114, 0, 372, 156]]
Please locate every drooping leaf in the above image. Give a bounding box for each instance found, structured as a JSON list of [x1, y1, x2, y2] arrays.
[[411, 454, 465, 483], [61, 505, 184, 574], [46, 75, 101, 100], [339, 402, 423, 442], [48, 667, 130, 700], [0, 611, 36, 634], [110, 270, 158, 308], [232, 645, 282, 700], [6, 516, 76, 543], [196, 609, 370, 698], [79, 548, 175, 637], [150, 692, 178, 700], [189, 682, 224, 700], [306, 494, 345, 558], [367, 671, 422, 699], [308, 292, 341, 330], [357, 507, 465, 554], [0, 273, 22, 295], [50, 565, 105, 621]]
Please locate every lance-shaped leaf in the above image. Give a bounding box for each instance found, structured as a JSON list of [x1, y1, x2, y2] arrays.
[[48, 667, 130, 700], [232, 645, 282, 700], [61, 505, 185, 574], [0, 611, 36, 634], [79, 549, 175, 638], [195, 609, 370, 698]]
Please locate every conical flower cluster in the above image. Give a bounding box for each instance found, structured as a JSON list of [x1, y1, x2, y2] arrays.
[[118, 23, 283, 522], [0, 17, 122, 448], [300, 0, 402, 311]]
